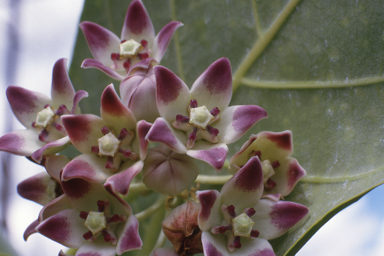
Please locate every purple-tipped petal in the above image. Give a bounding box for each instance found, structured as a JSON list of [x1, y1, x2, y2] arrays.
[[100, 84, 136, 132], [121, 0, 155, 45], [75, 241, 117, 256], [217, 105, 268, 144], [39, 195, 72, 221], [136, 120, 152, 159], [36, 209, 87, 248], [17, 172, 59, 205], [187, 143, 228, 170], [190, 58, 232, 112], [6, 85, 52, 127], [201, 232, 226, 256], [0, 130, 44, 156], [253, 199, 309, 240], [62, 154, 113, 183], [152, 21, 183, 62], [142, 145, 198, 195], [51, 58, 76, 106], [44, 155, 70, 182], [104, 160, 143, 196], [197, 190, 222, 231], [24, 219, 39, 241], [116, 214, 143, 254], [81, 59, 125, 80], [61, 114, 105, 154], [80, 21, 120, 66], [71, 90, 89, 114], [220, 157, 263, 210], [154, 65, 190, 122], [120, 68, 159, 123], [146, 118, 187, 154], [32, 136, 71, 163]]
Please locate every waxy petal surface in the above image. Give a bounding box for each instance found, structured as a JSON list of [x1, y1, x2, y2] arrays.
[[44, 155, 70, 182], [197, 190, 222, 231], [17, 172, 58, 205], [75, 241, 117, 256], [217, 105, 267, 144], [51, 58, 76, 107], [81, 59, 125, 81], [220, 157, 264, 211], [0, 130, 44, 156], [116, 214, 143, 254], [187, 142, 228, 170], [190, 58, 232, 112], [31, 136, 71, 163], [152, 21, 183, 62]]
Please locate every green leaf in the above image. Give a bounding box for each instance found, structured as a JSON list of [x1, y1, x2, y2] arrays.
[[69, 0, 384, 255]]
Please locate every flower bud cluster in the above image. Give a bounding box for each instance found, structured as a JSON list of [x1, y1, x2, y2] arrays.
[[0, 1, 309, 255]]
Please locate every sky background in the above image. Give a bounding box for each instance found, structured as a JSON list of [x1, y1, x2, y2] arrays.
[[0, 0, 383, 256]]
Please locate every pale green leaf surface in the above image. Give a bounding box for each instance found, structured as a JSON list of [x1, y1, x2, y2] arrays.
[[69, 0, 384, 255]]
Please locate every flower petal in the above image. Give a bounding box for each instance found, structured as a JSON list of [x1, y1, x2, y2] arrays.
[[197, 190, 222, 231], [190, 58, 232, 112], [267, 157, 306, 196], [120, 68, 159, 123], [252, 199, 309, 240], [24, 219, 39, 241], [71, 90, 89, 114], [104, 160, 143, 196], [142, 144, 198, 195], [6, 85, 51, 128], [79, 21, 120, 66], [0, 130, 44, 156], [154, 65, 190, 122], [50, 58, 76, 107], [100, 84, 137, 132], [220, 156, 263, 211], [36, 209, 87, 248], [62, 154, 113, 183], [81, 59, 125, 81], [152, 21, 183, 62], [217, 105, 267, 144], [121, 0, 155, 45], [201, 232, 226, 256], [39, 195, 72, 221], [135, 120, 152, 159], [61, 114, 105, 154], [116, 214, 143, 254], [44, 155, 70, 182], [75, 240, 117, 256], [17, 172, 58, 205], [31, 136, 71, 163], [187, 142, 228, 170], [146, 117, 187, 154]]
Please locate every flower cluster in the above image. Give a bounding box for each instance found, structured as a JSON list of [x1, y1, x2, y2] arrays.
[[1, 1, 309, 255]]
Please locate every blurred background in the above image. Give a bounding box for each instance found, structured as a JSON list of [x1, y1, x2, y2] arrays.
[[0, 0, 384, 255]]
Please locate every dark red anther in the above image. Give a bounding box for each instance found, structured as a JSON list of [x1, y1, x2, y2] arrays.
[[105, 156, 115, 169], [53, 123, 66, 134], [111, 53, 120, 60], [123, 60, 130, 72], [246, 208, 256, 217], [102, 230, 112, 242], [188, 128, 197, 141], [91, 146, 99, 154], [38, 129, 49, 142], [44, 104, 51, 109], [176, 114, 190, 123], [227, 205, 236, 218], [271, 160, 280, 168], [140, 39, 148, 48], [119, 149, 132, 158], [250, 230, 260, 238], [79, 211, 89, 219], [101, 126, 110, 135], [190, 99, 198, 108], [120, 39, 127, 43], [55, 105, 70, 116], [107, 214, 120, 223], [217, 225, 231, 234], [31, 121, 36, 128], [251, 150, 261, 158], [138, 53, 149, 59], [97, 200, 105, 212], [265, 179, 277, 190], [118, 128, 128, 140], [210, 107, 220, 116], [83, 231, 93, 240], [207, 125, 219, 136], [233, 236, 242, 249]]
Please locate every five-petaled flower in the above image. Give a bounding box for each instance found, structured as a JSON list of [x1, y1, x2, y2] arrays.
[[0, 58, 88, 162], [197, 156, 309, 256], [146, 57, 267, 170], [230, 131, 306, 197], [80, 0, 183, 80]]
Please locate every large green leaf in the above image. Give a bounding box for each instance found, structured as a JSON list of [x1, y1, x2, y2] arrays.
[[69, 0, 384, 255]]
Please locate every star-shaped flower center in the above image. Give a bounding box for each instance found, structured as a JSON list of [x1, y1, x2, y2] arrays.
[[189, 106, 214, 129], [98, 132, 121, 157], [251, 151, 280, 190], [35, 106, 55, 128], [119, 39, 142, 58], [110, 39, 149, 72]]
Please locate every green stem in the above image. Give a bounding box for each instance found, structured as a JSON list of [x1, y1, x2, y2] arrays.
[[232, 0, 302, 92], [129, 182, 151, 194], [195, 174, 232, 185], [135, 195, 167, 221], [153, 230, 167, 250]]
